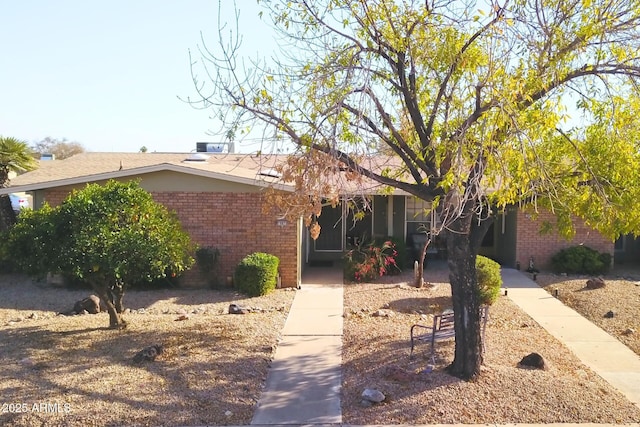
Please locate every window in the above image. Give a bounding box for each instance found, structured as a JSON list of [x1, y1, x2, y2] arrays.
[[405, 197, 442, 257], [405, 198, 432, 236]]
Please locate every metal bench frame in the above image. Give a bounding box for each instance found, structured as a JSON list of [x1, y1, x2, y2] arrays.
[[410, 305, 489, 362]]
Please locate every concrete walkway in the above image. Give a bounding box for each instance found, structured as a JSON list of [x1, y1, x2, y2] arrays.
[[502, 268, 640, 409], [251, 267, 344, 425]]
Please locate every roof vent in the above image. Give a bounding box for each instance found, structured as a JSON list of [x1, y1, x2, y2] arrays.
[[258, 168, 282, 178], [184, 153, 209, 162]]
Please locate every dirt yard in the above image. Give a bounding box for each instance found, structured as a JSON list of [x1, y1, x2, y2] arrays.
[[2, 264, 640, 426], [341, 264, 640, 424], [0, 275, 294, 427]]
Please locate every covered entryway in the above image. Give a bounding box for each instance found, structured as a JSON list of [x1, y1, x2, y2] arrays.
[[304, 200, 372, 266]]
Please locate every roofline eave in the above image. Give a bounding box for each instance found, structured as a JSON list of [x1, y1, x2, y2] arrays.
[[0, 163, 295, 195]]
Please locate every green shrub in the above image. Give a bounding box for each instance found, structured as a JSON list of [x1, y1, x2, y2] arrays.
[[234, 252, 279, 297], [476, 255, 502, 306], [551, 245, 611, 275], [196, 246, 222, 288]]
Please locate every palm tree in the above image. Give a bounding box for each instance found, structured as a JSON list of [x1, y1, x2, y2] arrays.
[[0, 136, 37, 231]]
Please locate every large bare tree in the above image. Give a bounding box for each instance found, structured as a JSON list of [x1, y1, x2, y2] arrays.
[[32, 137, 85, 160], [190, 0, 640, 379]]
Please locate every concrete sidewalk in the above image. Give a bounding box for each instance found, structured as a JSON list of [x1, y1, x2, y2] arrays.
[[502, 268, 640, 409], [251, 267, 344, 425]]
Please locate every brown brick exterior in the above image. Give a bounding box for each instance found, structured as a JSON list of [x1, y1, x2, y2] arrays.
[[42, 189, 299, 288], [515, 210, 613, 270]]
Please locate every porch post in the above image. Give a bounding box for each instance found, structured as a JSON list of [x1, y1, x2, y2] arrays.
[[387, 196, 394, 236]]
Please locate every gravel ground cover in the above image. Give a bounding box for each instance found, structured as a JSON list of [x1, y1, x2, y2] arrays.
[[2, 263, 640, 426], [0, 275, 294, 427], [341, 264, 640, 424], [536, 269, 640, 356]]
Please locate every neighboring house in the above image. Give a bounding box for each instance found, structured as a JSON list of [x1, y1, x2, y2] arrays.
[[0, 151, 621, 288]]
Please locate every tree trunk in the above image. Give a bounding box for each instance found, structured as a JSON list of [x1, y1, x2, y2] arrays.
[[414, 237, 431, 287], [445, 214, 483, 380], [108, 281, 125, 313], [91, 281, 127, 329], [0, 194, 17, 232]]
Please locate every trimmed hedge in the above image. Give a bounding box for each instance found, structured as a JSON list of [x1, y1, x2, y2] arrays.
[[476, 255, 502, 306], [234, 252, 280, 297], [551, 245, 611, 275]]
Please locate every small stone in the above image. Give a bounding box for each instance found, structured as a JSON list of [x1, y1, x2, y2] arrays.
[[372, 309, 395, 318], [224, 410, 233, 417], [28, 313, 38, 320], [604, 310, 615, 318], [362, 388, 385, 403], [518, 352, 546, 370], [623, 328, 635, 335], [176, 308, 187, 315], [132, 345, 163, 363], [229, 304, 250, 314], [585, 277, 606, 289], [174, 315, 189, 321]]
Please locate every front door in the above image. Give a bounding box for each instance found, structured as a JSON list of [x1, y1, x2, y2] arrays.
[[314, 204, 343, 252]]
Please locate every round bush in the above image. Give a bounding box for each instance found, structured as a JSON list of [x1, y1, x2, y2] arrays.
[[234, 252, 279, 297], [476, 255, 502, 306], [551, 245, 611, 275]]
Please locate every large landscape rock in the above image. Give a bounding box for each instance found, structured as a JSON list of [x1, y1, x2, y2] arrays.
[[518, 352, 546, 370], [585, 277, 606, 289], [73, 295, 101, 314], [362, 388, 386, 403]]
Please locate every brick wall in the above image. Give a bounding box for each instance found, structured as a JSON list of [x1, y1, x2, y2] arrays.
[[42, 189, 299, 288], [515, 210, 613, 270]]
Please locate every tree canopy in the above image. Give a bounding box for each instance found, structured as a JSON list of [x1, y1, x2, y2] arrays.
[[192, 0, 640, 378], [32, 136, 85, 160], [4, 180, 194, 328]]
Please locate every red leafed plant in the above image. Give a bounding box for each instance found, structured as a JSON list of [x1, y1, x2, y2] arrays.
[[344, 239, 401, 282]]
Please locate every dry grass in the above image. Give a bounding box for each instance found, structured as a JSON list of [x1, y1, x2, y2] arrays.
[[341, 263, 640, 424], [0, 275, 294, 427]]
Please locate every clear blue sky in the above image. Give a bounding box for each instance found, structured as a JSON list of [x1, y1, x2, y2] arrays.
[[0, 1, 275, 153]]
